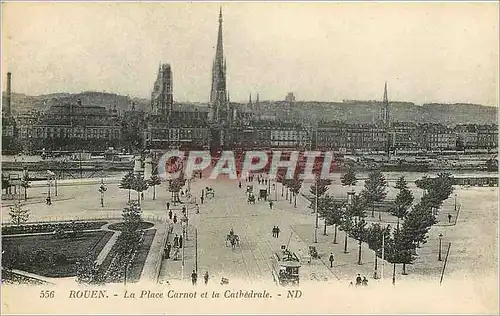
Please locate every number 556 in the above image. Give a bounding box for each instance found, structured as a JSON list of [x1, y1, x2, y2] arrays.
[[40, 290, 54, 298]]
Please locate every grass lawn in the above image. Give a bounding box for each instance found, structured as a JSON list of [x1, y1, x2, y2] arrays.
[[127, 229, 157, 281], [2, 230, 114, 277], [107, 221, 154, 232]]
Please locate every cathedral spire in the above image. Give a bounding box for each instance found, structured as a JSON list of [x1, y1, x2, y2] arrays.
[[210, 7, 228, 124], [382, 81, 390, 126]]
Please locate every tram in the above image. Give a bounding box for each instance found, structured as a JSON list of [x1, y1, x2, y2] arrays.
[[271, 250, 301, 286]]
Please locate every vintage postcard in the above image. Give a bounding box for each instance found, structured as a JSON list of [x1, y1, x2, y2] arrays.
[[1, 1, 498, 314]]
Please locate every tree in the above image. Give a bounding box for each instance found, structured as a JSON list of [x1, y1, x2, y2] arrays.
[[366, 223, 391, 278], [328, 201, 345, 244], [341, 165, 357, 187], [289, 178, 303, 208], [9, 201, 29, 225], [338, 205, 353, 254], [317, 194, 337, 235], [119, 171, 135, 202], [309, 177, 332, 212], [122, 200, 142, 232], [347, 195, 367, 264], [168, 176, 185, 203], [350, 218, 367, 265], [20, 173, 31, 201], [131, 174, 149, 206], [361, 170, 387, 218], [148, 174, 162, 200], [390, 176, 414, 228]]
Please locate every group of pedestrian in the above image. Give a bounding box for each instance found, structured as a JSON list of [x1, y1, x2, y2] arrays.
[[165, 233, 183, 261], [272, 226, 281, 238], [349, 274, 368, 287], [191, 270, 210, 285], [45, 196, 52, 205]]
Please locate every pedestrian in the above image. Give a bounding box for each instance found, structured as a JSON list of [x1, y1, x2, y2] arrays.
[[166, 202, 170, 210], [239, 181, 242, 189], [168, 210, 173, 220], [269, 200, 273, 209], [173, 214, 178, 224], [204, 271, 209, 285], [196, 203, 200, 214], [180, 190, 184, 197], [276, 226, 280, 238], [182, 206, 186, 215], [141, 192, 144, 200], [362, 277, 368, 286], [272, 226, 276, 237], [165, 243, 171, 259], [448, 213, 452, 223], [356, 274, 362, 286], [349, 281, 354, 287], [179, 235, 183, 248], [191, 270, 197, 285], [329, 253, 334, 268], [173, 235, 179, 248]]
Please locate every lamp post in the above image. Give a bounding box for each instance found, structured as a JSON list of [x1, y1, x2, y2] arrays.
[[438, 233, 443, 261], [47, 178, 52, 199], [314, 182, 318, 243], [454, 194, 457, 212], [98, 179, 107, 208]]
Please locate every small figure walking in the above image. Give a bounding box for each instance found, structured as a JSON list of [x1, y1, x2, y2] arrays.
[[173, 214, 178, 224], [204, 271, 209, 285], [239, 181, 242, 189], [275, 226, 281, 238], [191, 270, 197, 285], [179, 235, 183, 248], [173, 235, 179, 248], [182, 206, 186, 215], [272, 226, 277, 237], [166, 202, 170, 210], [168, 210, 173, 220], [362, 277, 368, 286], [200, 196, 204, 205], [448, 213, 452, 223], [329, 253, 335, 268], [46, 196, 52, 205], [356, 274, 362, 286], [269, 200, 273, 209], [196, 203, 200, 214]]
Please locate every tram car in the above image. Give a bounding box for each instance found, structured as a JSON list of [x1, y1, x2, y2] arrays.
[[271, 250, 301, 286]]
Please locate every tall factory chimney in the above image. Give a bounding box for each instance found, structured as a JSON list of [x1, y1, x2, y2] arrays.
[[5, 72, 12, 116]]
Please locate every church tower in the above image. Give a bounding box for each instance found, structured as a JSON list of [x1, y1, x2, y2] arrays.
[[209, 7, 229, 125], [380, 82, 390, 127]]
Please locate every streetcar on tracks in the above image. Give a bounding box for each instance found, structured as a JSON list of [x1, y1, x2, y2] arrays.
[[271, 250, 301, 286]]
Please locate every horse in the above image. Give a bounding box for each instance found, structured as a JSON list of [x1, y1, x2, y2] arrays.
[[248, 195, 256, 204], [226, 234, 240, 249]]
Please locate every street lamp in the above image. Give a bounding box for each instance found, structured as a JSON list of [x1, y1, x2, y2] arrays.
[[314, 182, 318, 243], [438, 233, 443, 261], [454, 194, 457, 212], [98, 179, 107, 208]]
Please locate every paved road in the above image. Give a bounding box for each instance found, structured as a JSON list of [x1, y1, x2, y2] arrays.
[[158, 178, 338, 284]]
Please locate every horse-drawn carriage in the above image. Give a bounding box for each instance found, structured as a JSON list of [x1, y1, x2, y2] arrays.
[[226, 230, 240, 249], [246, 185, 253, 194], [248, 194, 256, 204], [308, 246, 320, 259], [271, 250, 301, 286], [205, 187, 215, 198], [258, 189, 268, 201]]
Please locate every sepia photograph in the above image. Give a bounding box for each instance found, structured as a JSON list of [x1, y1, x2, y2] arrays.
[[1, 1, 498, 314]]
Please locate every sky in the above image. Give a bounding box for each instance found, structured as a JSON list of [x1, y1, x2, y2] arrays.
[[2, 2, 499, 106]]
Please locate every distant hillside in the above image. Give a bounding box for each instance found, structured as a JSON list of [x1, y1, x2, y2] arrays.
[[2, 91, 497, 125]]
